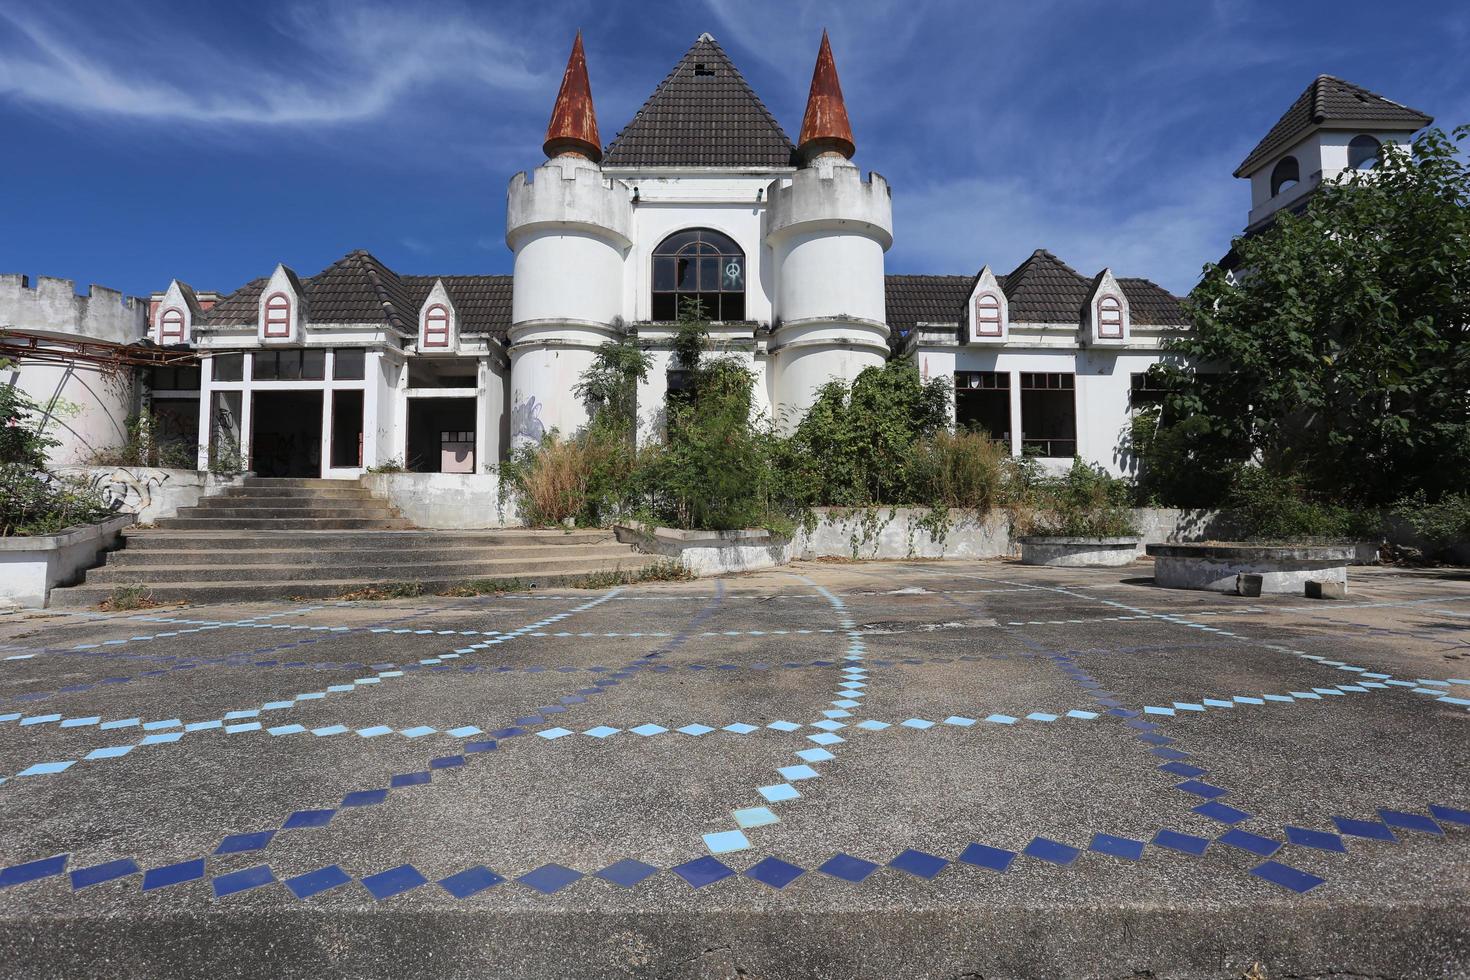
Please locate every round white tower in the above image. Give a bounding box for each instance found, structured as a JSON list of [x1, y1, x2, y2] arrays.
[[764, 32, 893, 427], [505, 34, 631, 446]]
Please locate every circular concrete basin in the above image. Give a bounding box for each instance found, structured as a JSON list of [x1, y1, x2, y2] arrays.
[[1019, 537, 1140, 568], [1146, 542, 1355, 594]]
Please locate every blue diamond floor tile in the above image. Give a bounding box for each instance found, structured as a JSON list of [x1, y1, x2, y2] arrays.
[[1219, 828, 1282, 857], [744, 857, 806, 889], [141, 859, 206, 891], [285, 865, 353, 899], [212, 865, 275, 898], [391, 772, 432, 788], [1430, 804, 1470, 827], [1023, 837, 1080, 865], [1333, 817, 1398, 842], [517, 864, 583, 895], [1152, 829, 1211, 856], [1089, 834, 1145, 861], [70, 859, 139, 890], [0, 854, 67, 888], [888, 849, 949, 880], [1283, 826, 1347, 852], [1378, 809, 1443, 835], [437, 866, 505, 898], [282, 808, 335, 830], [818, 853, 879, 883], [957, 842, 1016, 873], [341, 789, 389, 808], [1193, 801, 1252, 824], [215, 830, 275, 854], [361, 864, 429, 901], [1250, 860, 1325, 893], [671, 856, 735, 888], [593, 860, 660, 888]]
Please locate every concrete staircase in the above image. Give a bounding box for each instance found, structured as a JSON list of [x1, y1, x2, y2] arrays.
[[50, 477, 663, 607]]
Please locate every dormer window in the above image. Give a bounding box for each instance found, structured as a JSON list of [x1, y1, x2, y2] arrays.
[[1096, 295, 1124, 339], [1270, 156, 1300, 196], [264, 292, 292, 338], [423, 304, 451, 348], [974, 293, 1003, 337], [159, 307, 185, 344], [1348, 134, 1381, 170]]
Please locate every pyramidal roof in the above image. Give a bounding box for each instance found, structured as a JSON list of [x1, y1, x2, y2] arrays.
[[602, 33, 796, 168], [1234, 75, 1432, 178]]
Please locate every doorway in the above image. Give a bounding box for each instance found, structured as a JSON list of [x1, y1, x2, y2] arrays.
[[251, 391, 323, 478], [406, 398, 476, 473]]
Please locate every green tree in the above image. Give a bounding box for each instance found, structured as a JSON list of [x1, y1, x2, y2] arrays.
[[1151, 125, 1470, 506]]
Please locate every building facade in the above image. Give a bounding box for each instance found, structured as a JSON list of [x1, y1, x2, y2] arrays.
[[3, 38, 1432, 480]]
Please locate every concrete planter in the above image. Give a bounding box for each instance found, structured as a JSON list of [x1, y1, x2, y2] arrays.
[[0, 513, 134, 608], [793, 507, 1012, 560], [1019, 536, 1141, 567], [360, 472, 517, 529], [54, 466, 246, 524], [1146, 542, 1355, 594], [614, 523, 791, 576]]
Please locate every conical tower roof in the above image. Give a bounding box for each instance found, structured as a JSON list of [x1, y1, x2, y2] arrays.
[[797, 31, 855, 161], [543, 32, 601, 162]]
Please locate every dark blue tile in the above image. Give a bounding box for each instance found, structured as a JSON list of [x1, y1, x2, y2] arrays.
[[361, 864, 428, 900], [560, 695, 587, 705], [142, 859, 206, 891], [430, 755, 466, 770], [0, 854, 67, 888], [1023, 837, 1080, 866], [1192, 801, 1251, 824], [391, 771, 432, 788], [1152, 747, 1191, 760], [513, 716, 544, 726], [341, 790, 388, 808], [744, 857, 806, 889], [671, 856, 735, 888], [1333, 817, 1397, 842], [215, 830, 275, 855], [1218, 829, 1281, 857], [1089, 834, 1145, 861], [1175, 780, 1229, 800], [284, 865, 353, 899], [491, 727, 525, 739], [517, 864, 583, 894], [1283, 826, 1347, 853], [1429, 804, 1470, 827], [1124, 719, 1160, 731], [1159, 762, 1207, 778], [282, 809, 335, 830], [465, 740, 498, 754], [957, 842, 1016, 873], [1378, 809, 1443, 835], [888, 849, 949, 880], [536, 706, 567, 714], [70, 859, 139, 890], [818, 853, 879, 883], [1152, 829, 1210, 856], [1250, 860, 1324, 893], [1137, 733, 1175, 747], [593, 859, 659, 888], [212, 865, 275, 898], [438, 866, 504, 899]]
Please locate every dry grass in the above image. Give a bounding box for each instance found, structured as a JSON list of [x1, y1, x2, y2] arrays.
[[98, 586, 162, 611]]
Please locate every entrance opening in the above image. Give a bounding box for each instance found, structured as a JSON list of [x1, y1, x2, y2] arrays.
[[406, 397, 475, 473], [330, 390, 364, 469], [1019, 372, 1077, 458], [251, 390, 323, 478], [955, 371, 1011, 442]]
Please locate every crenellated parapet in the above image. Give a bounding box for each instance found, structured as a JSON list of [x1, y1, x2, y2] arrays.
[[0, 274, 148, 345], [505, 156, 633, 251], [763, 159, 893, 249]]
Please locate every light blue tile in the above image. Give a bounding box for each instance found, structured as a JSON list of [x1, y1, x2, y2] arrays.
[[448, 726, 482, 738], [1144, 706, 1176, 716], [377, 671, 403, 678], [1312, 688, 1345, 696], [984, 714, 1018, 725], [723, 723, 757, 734], [733, 806, 779, 828], [1338, 685, 1368, 693], [1290, 691, 1320, 700], [400, 726, 437, 738], [327, 685, 355, 693], [583, 726, 620, 738], [0, 713, 20, 722], [807, 733, 844, 746], [767, 720, 801, 732], [811, 720, 845, 732], [268, 724, 305, 736], [294, 692, 326, 701], [796, 747, 836, 762], [833, 699, 862, 709], [224, 710, 260, 720], [60, 717, 101, 728], [225, 722, 262, 734], [778, 764, 819, 781], [1262, 694, 1295, 702], [901, 718, 935, 729], [1201, 699, 1234, 708], [821, 710, 851, 719], [943, 716, 976, 726], [629, 724, 668, 736], [140, 732, 183, 745], [678, 724, 715, 736], [537, 727, 574, 739], [1025, 712, 1058, 722], [85, 745, 133, 760], [856, 719, 891, 730], [1065, 709, 1099, 719], [1173, 703, 1205, 712], [1233, 696, 1265, 705], [185, 720, 222, 732], [356, 725, 394, 737], [261, 701, 294, 711], [758, 783, 800, 802], [141, 719, 181, 731], [311, 725, 349, 736], [703, 829, 750, 854]]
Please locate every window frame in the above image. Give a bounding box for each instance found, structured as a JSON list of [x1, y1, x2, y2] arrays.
[[423, 304, 451, 349], [973, 292, 1004, 338], [1270, 156, 1300, 197], [263, 292, 293, 339], [159, 307, 186, 344], [1348, 134, 1381, 171], [650, 228, 746, 322], [1096, 295, 1124, 339]]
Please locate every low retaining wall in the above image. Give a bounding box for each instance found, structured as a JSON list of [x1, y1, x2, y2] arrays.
[[361, 473, 518, 529], [1147, 543, 1354, 594], [793, 508, 1013, 560], [0, 513, 134, 607], [614, 524, 791, 576], [1020, 537, 1141, 567], [53, 467, 244, 524]]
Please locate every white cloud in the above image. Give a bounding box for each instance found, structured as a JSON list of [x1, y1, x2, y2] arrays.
[[0, 2, 544, 126]]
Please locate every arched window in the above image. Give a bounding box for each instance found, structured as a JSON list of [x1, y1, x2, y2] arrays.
[[264, 292, 292, 338], [1096, 295, 1124, 339], [423, 304, 450, 348], [974, 292, 1003, 337], [1348, 134, 1381, 171], [1270, 156, 1300, 197], [651, 229, 745, 321], [159, 307, 185, 344]]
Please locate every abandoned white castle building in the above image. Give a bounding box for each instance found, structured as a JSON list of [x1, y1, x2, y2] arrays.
[[2, 34, 1433, 480]]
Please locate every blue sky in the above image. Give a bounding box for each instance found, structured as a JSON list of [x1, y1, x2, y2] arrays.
[[2, 0, 1466, 299]]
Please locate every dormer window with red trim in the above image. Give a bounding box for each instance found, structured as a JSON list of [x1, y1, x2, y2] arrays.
[[974, 292, 1003, 337], [1096, 295, 1124, 339], [159, 307, 185, 344], [264, 292, 292, 338], [423, 304, 451, 348]]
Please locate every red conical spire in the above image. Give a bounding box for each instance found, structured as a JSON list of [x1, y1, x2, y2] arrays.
[[543, 32, 601, 162], [797, 31, 855, 162]]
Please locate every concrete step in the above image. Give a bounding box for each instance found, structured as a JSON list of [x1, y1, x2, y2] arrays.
[[150, 517, 418, 531], [120, 529, 613, 550], [104, 544, 631, 566], [84, 551, 651, 584], [51, 558, 667, 607], [171, 505, 400, 520], [212, 490, 379, 504], [240, 477, 356, 489]]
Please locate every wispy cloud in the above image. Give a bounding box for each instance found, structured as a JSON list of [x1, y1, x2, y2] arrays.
[[0, 1, 544, 126]]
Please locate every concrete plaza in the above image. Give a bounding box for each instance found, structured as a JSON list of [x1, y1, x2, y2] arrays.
[[0, 561, 1467, 978]]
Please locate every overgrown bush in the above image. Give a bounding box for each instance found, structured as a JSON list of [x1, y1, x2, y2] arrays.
[[1022, 460, 1139, 538], [1221, 466, 1381, 541], [2, 371, 114, 536], [88, 412, 195, 469], [909, 430, 1017, 510], [1392, 491, 1470, 559]]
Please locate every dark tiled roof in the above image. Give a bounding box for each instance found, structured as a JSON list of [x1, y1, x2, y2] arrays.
[[202, 252, 514, 340], [603, 34, 796, 168], [997, 249, 1091, 323], [1235, 75, 1432, 178], [884, 275, 971, 334], [1118, 278, 1185, 325]]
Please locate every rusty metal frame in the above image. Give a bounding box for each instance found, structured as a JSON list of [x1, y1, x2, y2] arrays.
[[0, 329, 198, 368]]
